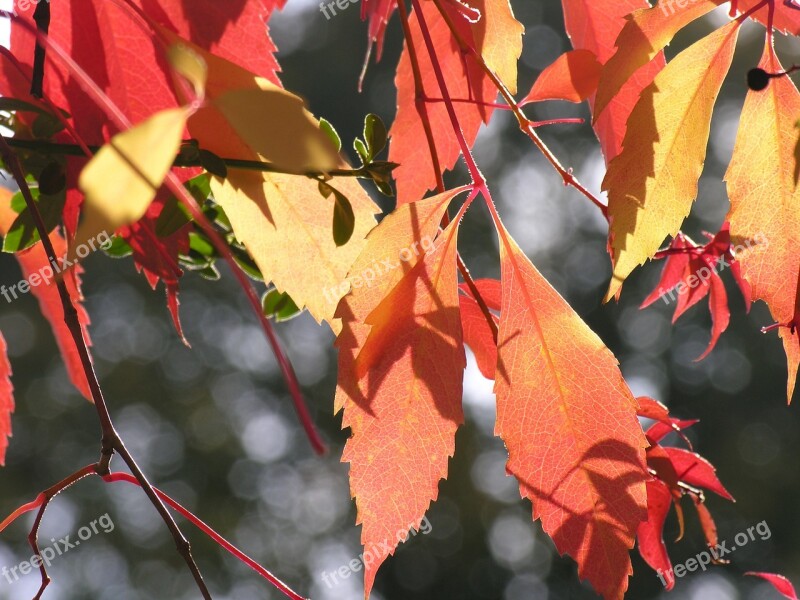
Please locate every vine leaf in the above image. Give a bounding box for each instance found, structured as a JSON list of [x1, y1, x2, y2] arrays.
[[475, 0, 524, 94], [521, 49, 602, 104], [162, 31, 379, 329], [74, 107, 189, 260], [603, 21, 740, 301], [725, 42, 800, 403], [458, 278, 500, 379], [493, 216, 647, 600], [0, 191, 93, 401], [334, 189, 464, 598], [560, 0, 665, 162], [389, 0, 496, 205], [636, 479, 674, 590], [593, 0, 718, 120], [746, 572, 799, 599]]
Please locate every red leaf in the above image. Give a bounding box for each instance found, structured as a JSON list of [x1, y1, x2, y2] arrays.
[[458, 278, 502, 310], [746, 572, 799, 599], [17, 236, 93, 401], [459, 291, 497, 379], [692, 496, 720, 549], [664, 447, 734, 501], [389, 0, 495, 204], [521, 49, 602, 104], [645, 419, 699, 444], [560, 0, 665, 161], [636, 396, 670, 422], [6, 0, 282, 145], [637, 479, 675, 590], [119, 196, 191, 343], [696, 262, 730, 361], [0, 333, 13, 466]]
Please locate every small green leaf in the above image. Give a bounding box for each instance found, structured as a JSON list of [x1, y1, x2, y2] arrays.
[[3, 189, 64, 253], [198, 263, 221, 280], [156, 196, 192, 238], [332, 190, 355, 246], [262, 287, 301, 322], [188, 231, 216, 258], [32, 113, 66, 139], [102, 236, 134, 258], [199, 149, 228, 178], [10, 190, 27, 213], [38, 162, 66, 195], [364, 114, 387, 157], [353, 138, 370, 165], [320, 118, 342, 153], [230, 244, 263, 281]]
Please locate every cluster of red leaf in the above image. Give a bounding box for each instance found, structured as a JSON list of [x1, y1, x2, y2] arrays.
[[640, 223, 752, 359]]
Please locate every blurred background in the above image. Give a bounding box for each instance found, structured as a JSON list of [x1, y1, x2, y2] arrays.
[[0, 1, 799, 599]]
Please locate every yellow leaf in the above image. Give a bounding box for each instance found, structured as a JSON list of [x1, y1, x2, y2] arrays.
[[214, 87, 339, 173], [159, 28, 379, 329], [725, 42, 800, 402], [75, 107, 188, 257], [603, 22, 739, 301], [211, 172, 377, 330], [475, 0, 524, 95], [167, 43, 208, 98]]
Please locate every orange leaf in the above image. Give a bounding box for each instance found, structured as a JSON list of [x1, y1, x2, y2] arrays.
[[492, 217, 647, 600], [389, 0, 496, 205], [0, 192, 92, 401], [334, 189, 466, 597], [594, 0, 719, 119], [522, 49, 602, 104], [475, 0, 524, 95], [603, 22, 740, 301], [0, 333, 13, 466], [560, 0, 665, 161], [725, 42, 800, 402]]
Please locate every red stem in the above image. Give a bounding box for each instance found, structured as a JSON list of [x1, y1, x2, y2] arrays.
[[102, 472, 307, 600]]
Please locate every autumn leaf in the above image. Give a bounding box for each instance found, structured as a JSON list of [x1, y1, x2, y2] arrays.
[[458, 279, 500, 379], [74, 107, 189, 259], [0, 192, 92, 401], [474, 0, 524, 95], [492, 216, 647, 600], [594, 0, 719, 119], [160, 30, 379, 329], [737, 0, 800, 35], [725, 41, 800, 403], [746, 572, 799, 599], [603, 21, 740, 301], [521, 49, 602, 104], [5, 0, 283, 145], [641, 225, 749, 358], [0, 333, 13, 466], [560, 0, 665, 161], [663, 447, 733, 501], [637, 479, 675, 590], [334, 189, 466, 597], [389, 0, 496, 205]]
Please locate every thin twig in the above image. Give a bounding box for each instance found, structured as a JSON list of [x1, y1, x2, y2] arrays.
[[0, 135, 213, 600]]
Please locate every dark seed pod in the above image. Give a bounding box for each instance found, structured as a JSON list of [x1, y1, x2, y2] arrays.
[[747, 68, 770, 91]]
